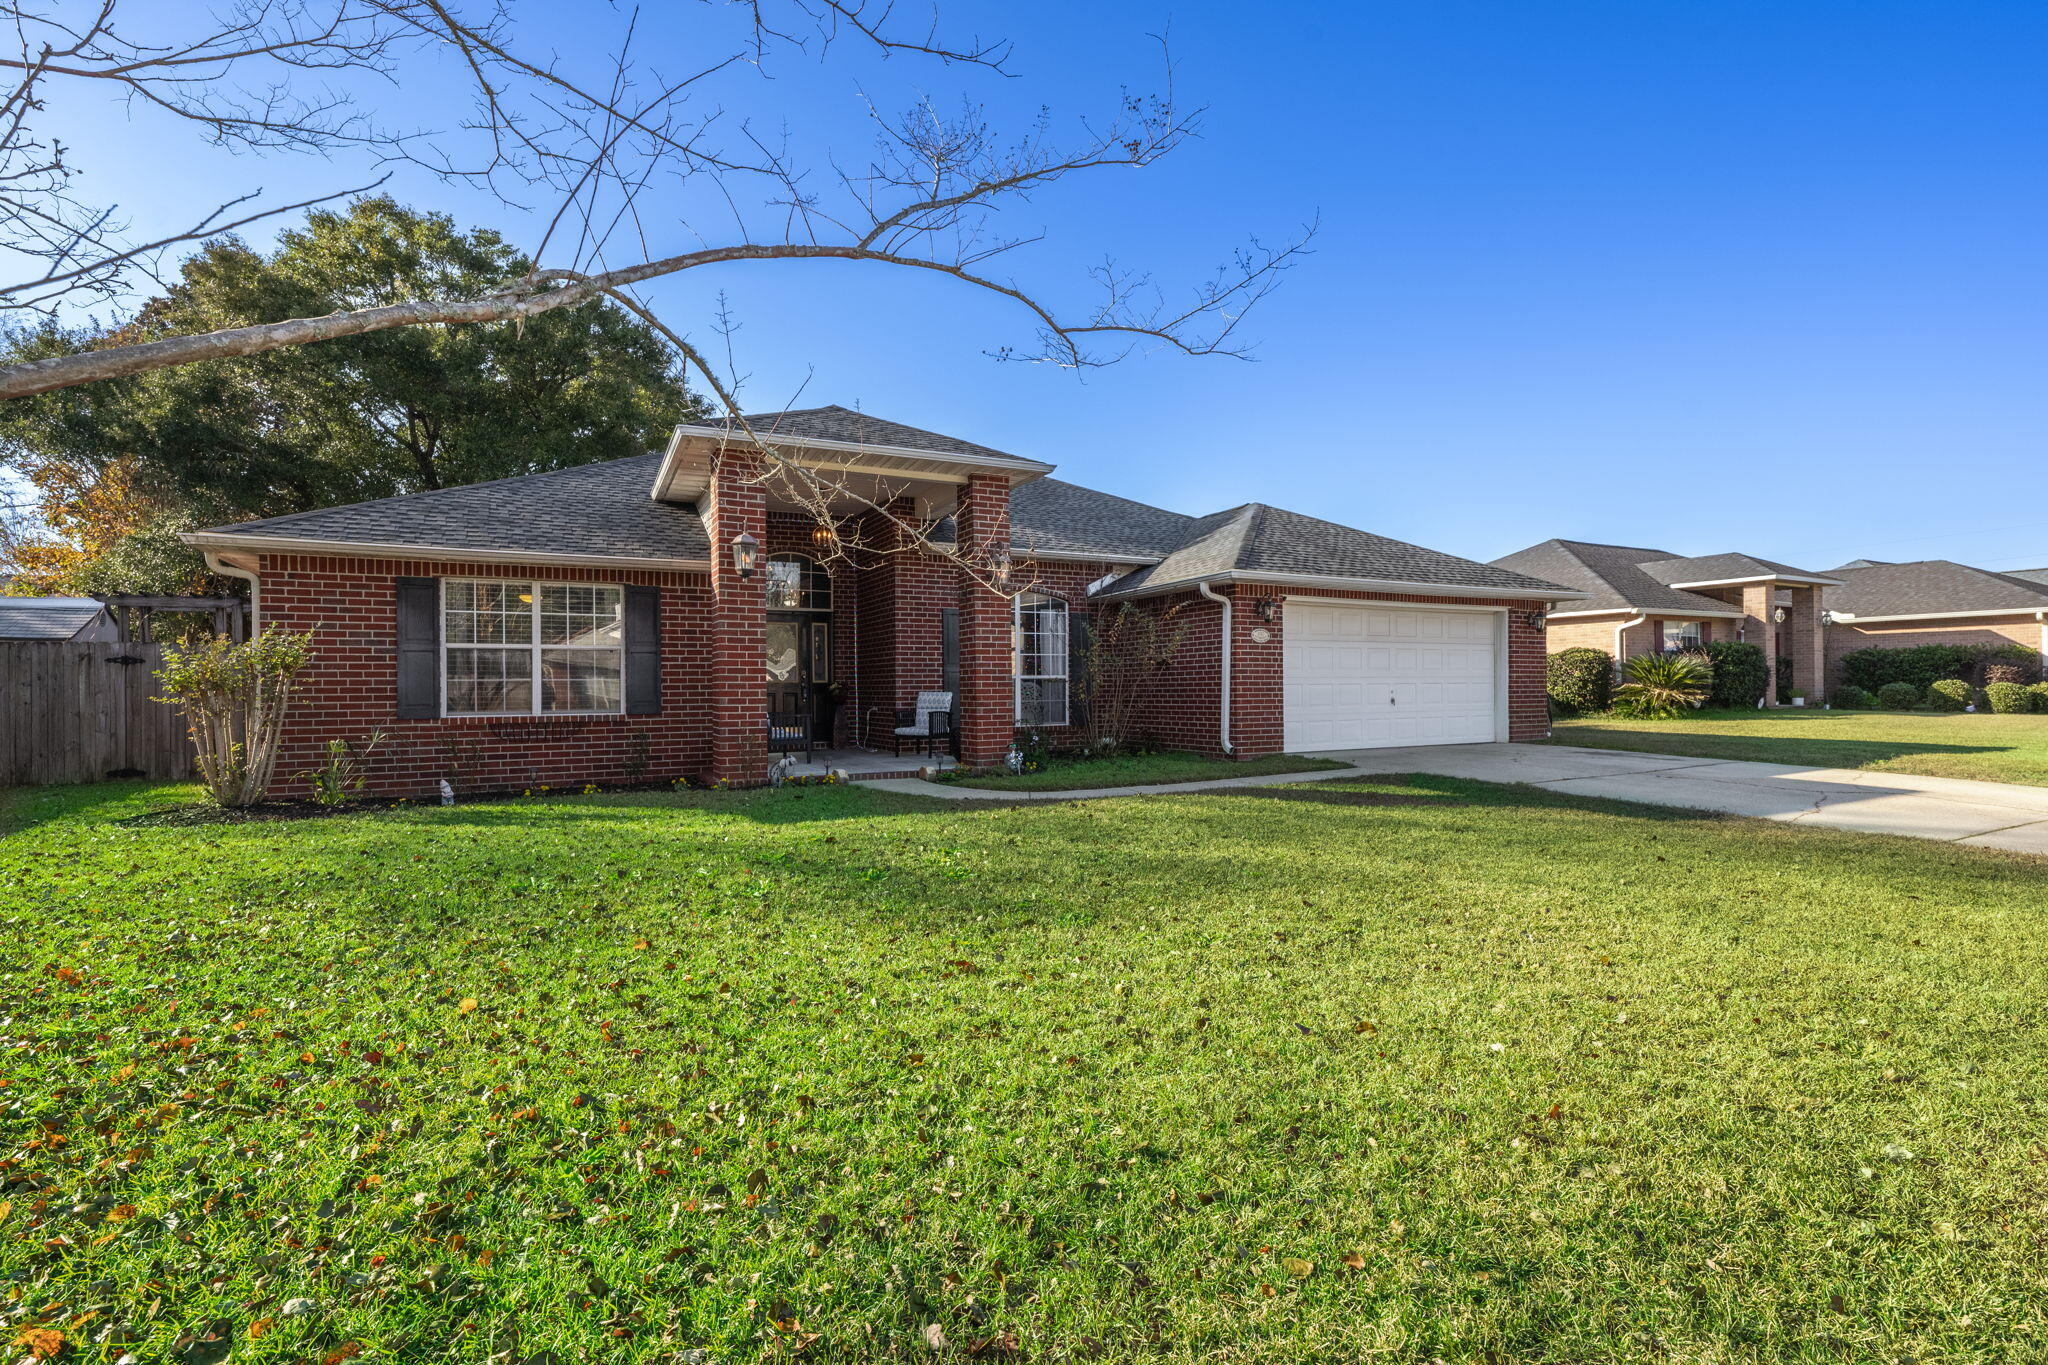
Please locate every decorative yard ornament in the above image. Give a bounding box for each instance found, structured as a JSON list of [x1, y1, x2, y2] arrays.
[[1004, 742, 1024, 774], [732, 531, 761, 579], [988, 540, 1014, 592], [438, 778, 454, 806]]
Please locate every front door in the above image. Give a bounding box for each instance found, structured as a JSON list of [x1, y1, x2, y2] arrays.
[[766, 614, 834, 740]]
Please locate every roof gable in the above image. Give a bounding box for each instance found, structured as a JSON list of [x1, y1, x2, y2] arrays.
[[725, 406, 1040, 468]]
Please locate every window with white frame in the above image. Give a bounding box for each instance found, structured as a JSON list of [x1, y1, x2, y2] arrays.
[[443, 580, 624, 715], [1662, 619, 1703, 651], [1014, 592, 1069, 726]]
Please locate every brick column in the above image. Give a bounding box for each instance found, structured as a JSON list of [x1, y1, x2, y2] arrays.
[[1786, 584, 1826, 699], [708, 447, 768, 785], [1741, 583, 1779, 706], [955, 473, 1013, 770]]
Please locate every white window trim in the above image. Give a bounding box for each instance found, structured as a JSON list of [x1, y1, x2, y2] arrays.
[[1662, 619, 1705, 650], [1013, 591, 1070, 726], [440, 577, 627, 718]]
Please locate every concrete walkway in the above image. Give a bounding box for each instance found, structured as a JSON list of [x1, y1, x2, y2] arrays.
[[860, 742, 2048, 856]]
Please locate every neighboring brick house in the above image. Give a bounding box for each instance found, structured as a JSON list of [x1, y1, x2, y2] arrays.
[[1489, 539, 1843, 703], [184, 406, 1582, 795], [1823, 559, 2048, 680]]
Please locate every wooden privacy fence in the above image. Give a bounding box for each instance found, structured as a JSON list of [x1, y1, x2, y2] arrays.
[[1, 641, 194, 786]]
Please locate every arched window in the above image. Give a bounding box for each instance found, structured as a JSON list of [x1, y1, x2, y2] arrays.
[[765, 554, 831, 612], [1014, 592, 1069, 726]]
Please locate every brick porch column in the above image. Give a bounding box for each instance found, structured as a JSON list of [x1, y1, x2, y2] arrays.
[[1786, 584, 1826, 699], [955, 472, 1013, 770], [708, 446, 768, 785], [1741, 583, 1779, 706]]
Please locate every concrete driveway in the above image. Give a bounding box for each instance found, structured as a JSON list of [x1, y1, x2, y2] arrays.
[[1313, 742, 2048, 855]]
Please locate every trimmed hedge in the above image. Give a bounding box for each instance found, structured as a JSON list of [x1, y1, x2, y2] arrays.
[[1840, 644, 1976, 694], [1876, 681, 1922, 711], [1839, 642, 2042, 693], [1985, 681, 2030, 714], [1830, 684, 1875, 710], [1928, 679, 1974, 713], [2030, 682, 2048, 714], [1702, 641, 1769, 709], [1547, 647, 1613, 716]]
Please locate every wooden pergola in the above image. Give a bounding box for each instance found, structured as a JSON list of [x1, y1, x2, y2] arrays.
[[94, 594, 250, 643]]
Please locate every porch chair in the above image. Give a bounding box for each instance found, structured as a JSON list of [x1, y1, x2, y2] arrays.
[[893, 690, 955, 757], [766, 709, 814, 764]]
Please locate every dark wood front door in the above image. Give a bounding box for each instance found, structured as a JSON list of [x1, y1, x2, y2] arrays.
[[766, 613, 834, 739]]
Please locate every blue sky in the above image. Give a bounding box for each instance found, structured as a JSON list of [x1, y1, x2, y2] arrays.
[[14, 1, 2048, 572]]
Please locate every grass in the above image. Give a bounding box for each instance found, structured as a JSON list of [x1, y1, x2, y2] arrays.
[[4, 776, 2048, 1363], [944, 750, 1346, 791], [1551, 707, 2048, 788]]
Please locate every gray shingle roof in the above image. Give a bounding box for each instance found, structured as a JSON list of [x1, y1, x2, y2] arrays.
[[724, 406, 1043, 468], [191, 453, 713, 562], [1009, 478, 1197, 559], [1636, 551, 1837, 585], [0, 598, 110, 639], [2004, 566, 2048, 588], [1488, 540, 1740, 615], [1490, 539, 1833, 614], [1825, 560, 2048, 618], [1100, 504, 1571, 599]]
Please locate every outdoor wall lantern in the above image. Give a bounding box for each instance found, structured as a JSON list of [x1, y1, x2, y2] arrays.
[[1522, 609, 1547, 631], [1253, 596, 1278, 623], [731, 531, 760, 579], [1773, 606, 1788, 623]]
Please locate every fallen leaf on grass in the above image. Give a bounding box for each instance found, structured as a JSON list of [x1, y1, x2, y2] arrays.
[[459, 998, 478, 1014], [323, 1343, 362, 1365], [924, 1322, 950, 1351], [14, 1328, 63, 1359], [247, 1318, 274, 1341], [1282, 1257, 1314, 1279], [1341, 1252, 1366, 1270], [106, 1204, 136, 1221]]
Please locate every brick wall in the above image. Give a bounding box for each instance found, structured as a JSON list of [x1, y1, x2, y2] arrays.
[[257, 552, 714, 799]]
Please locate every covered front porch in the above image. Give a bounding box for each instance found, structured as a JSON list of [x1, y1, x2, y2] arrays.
[[658, 422, 1026, 785]]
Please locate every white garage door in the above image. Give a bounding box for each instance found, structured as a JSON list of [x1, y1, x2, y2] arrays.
[[1283, 603, 1500, 751]]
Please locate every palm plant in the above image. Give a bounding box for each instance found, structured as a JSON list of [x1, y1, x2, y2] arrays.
[[1612, 651, 1715, 719]]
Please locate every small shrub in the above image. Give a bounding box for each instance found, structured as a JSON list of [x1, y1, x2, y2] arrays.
[[1928, 678, 1974, 713], [1613, 651, 1713, 719], [1702, 641, 1769, 709], [1547, 647, 1614, 716], [1975, 643, 2042, 685], [299, 731, 387, 806], [2029, 682, 2048, 714], [1830, 685, 1874, 710], [1875, 681, 1922, 711], [1985, 682, 2029, 715], [156, 628, 317, 807], [1984, 662, 2030, 687]]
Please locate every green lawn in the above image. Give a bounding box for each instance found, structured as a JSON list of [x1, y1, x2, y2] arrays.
[[1552, 708, 2048, 788], [945, 750, 1346, 791], [5, 777, 2048, 1363]]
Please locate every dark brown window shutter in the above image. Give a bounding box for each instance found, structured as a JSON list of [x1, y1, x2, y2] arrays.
[[1068, 610, 1093, 729], [624, 583, 662, 715], [394, 576, 440, 718]]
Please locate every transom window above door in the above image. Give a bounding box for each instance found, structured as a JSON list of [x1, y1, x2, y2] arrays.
[[443, 580, 623, 715], [765, 554, 831, 612]]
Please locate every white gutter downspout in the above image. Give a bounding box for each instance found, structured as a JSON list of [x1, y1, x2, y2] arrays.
[[1614, 614, 1646, 673], [204, 552, 260, 635], [2039, 611, 2047, 675], [1197, 581, 1235, 755]]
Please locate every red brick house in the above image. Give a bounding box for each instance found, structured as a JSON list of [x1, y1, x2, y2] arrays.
[[1822, 559, 2048, 679], [1489, 539, 1843, 703], [184, 407, 1581, 795]]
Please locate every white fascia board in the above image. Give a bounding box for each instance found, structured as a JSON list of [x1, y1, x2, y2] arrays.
[[1831, 606, 2048, 624], [1663, 573, 1843, 589], [1104, 569, 1587, 604], [180, 531, 710, 573], [1547, 606, 1747, 621]]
